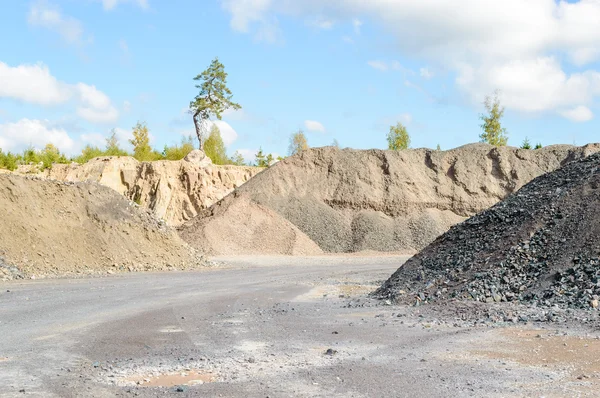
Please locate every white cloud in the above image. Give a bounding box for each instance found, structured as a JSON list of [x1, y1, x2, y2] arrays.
[[368, 60, 388, 72], [101, 0, 149, 10], [420, 67, 434, 79], [0, 62, 119, 124], [28, 1, 89, 46], [304, 120, 326, 133], [208, 120, 239, 146], [221, 0, 282, 43], [559, 105, 594, 122], [0, 62, 71, 106], [222, 0, 600, 121], [352, 18, 362, 35], [75, 83, 119, 123], [456, 57, 600, 113], [0, 119, 75, 152]]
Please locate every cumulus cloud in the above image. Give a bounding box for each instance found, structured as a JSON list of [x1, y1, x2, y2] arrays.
[[0, 119, 75, 152], [221, 0, 600, 120], [207, 120, 239, 146], [28, 1, 89, 46], [304, 120, 326, 133], [0, 62, 71, 106], [0, 62, 119, 124], [559, 106, 594, 122]]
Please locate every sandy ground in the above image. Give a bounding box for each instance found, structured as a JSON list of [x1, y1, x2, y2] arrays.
[[1, 255, 600, 397]]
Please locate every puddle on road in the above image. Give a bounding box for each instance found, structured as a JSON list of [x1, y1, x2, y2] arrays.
[[124, 370, 217, 387]]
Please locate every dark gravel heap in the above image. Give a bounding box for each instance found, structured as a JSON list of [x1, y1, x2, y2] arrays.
[[375, 152, 600, 311]]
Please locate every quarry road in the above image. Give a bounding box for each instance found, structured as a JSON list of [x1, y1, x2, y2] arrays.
[[0, 255, 597, 397]]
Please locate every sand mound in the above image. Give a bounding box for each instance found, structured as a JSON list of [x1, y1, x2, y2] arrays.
[[179, 143, 600, 255], [376, 152, 600, 310], [180, 196, 322, 255], [0, 174, 206, 280]]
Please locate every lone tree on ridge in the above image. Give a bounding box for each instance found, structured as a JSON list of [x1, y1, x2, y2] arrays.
[[387, 122, 410, 150], [288, 129, 309, 156], [189, 57, 241, 150], [480, 90, 508, 146]]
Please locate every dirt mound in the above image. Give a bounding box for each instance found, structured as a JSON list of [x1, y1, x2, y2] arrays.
[[180, 143, 600, 255], [180, 196, 323, 255], [0, 174, 206, 280], [375, 151, 600, 311], [15, 151, 261, 226]]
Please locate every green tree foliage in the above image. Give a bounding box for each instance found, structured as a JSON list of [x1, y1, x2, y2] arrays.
[[387, 122, 410, 150], [105, 129, 129, 156], [22, 145, 39, 164], [521, 137, 532, 149], [39, 143, 69, 170], [229, 150, 246, 166], [331, 138, 340, 148], [163, 135, 195, 160], [436, 144, 441, 151], [0, 149, 18, 171], [129, 122, 161, 161], [74, 145, 105, 164], [288, 130, 309, 156], [190, 57, 241, 149], [255, 147, 268, 167], [480, 91, 509, 146], [203, 124, 228, 165], [535, 142, 543, 150]]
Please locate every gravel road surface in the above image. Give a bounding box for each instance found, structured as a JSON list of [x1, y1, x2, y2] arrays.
[[1, 256, 599, 397]]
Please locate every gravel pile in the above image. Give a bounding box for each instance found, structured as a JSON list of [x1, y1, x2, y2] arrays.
[[375, 152, 600, 311], [180, 144, 600, 255]]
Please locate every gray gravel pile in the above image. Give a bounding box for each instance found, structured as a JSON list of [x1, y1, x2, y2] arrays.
[[375, 151, 600, 311], [181, 144, 600, 255]]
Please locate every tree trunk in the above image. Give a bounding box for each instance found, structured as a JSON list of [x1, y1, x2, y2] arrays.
[[193, 111, 203, 150]]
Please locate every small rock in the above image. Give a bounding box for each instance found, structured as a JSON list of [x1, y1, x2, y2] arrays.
[[324, 348, 338, 356]]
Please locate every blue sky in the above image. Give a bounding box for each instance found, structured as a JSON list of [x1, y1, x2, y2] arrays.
[[0, 0, 599, 161]]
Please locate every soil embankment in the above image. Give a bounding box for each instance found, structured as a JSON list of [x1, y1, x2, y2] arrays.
[[180, 143, 600, 255], [15, 150, 261, 226]]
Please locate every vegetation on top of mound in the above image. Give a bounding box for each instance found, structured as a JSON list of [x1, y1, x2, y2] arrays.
[[480, 90, 509, 146], [387, 122, 411, 150], [288, 130, 309, 156]]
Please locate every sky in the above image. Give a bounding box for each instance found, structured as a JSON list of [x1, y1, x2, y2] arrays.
[[1, 0, 600, 162]]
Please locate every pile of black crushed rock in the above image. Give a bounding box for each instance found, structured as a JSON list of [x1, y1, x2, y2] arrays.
[[375, 151, 600, 311]]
